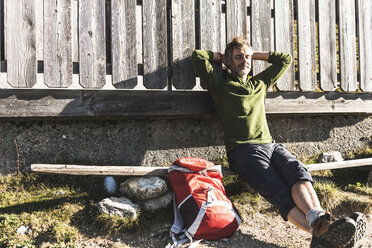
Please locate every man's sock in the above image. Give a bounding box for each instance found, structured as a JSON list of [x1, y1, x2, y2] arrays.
[[306, 206, 327, 234]]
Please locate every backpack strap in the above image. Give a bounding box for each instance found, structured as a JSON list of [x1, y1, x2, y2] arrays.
[[167, 193, 202, 248]]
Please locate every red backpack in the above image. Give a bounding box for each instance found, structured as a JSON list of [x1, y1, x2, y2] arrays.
[[168, 157, 241, 246]]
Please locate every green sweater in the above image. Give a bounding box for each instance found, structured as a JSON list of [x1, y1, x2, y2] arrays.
[[191, 50, 292, 152]]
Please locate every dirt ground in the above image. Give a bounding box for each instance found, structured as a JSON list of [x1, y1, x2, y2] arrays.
[[62, 212, 372, 248]]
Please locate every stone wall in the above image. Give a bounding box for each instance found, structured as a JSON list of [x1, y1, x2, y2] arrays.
[[1, 115, 371, 175]]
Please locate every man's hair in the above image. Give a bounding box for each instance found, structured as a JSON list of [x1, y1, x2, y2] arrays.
[[225, 36, 251, 59]]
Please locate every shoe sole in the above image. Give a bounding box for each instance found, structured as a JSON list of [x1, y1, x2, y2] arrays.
[[310, 217, 356, 248], [345, 212, 367, 248]]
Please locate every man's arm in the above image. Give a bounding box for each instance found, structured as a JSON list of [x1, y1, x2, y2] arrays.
[[192, 50, 222, 91], [251, 51, 270, 61], [252, 51, 292, 88]]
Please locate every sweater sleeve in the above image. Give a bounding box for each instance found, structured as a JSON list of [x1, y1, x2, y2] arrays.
[[191, 50, 221, 91], [253, 51, 292, 89]]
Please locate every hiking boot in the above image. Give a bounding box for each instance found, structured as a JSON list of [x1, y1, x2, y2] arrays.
[[310, 214, 356, 248], [345, 212, 367, 248]]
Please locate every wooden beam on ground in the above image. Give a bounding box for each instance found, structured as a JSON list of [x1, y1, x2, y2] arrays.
[[306, 157, 372, 171], [0, 90, 372, 119], [31, 158, 372, 176]]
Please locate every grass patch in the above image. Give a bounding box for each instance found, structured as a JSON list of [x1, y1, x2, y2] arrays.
[[313, 180, 344, 212], [0, 173, 106, 247], [1, 152, 371, 247]]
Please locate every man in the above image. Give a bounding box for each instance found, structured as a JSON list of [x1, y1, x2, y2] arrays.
[[191, 36, 366, 248]]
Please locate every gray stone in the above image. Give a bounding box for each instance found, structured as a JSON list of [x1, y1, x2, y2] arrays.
[[142, 191, 173, 213], [119, 176, 167, 201], [95, 196, 140, 219], [319, 151, 344, 163], [16, 225, 30, 235]]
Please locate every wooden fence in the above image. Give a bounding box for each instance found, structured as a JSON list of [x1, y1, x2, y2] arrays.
[[1, 0, 371, 92]]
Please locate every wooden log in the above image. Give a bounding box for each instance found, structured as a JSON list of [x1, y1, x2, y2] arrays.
[[31, 164, 236, 176], [31, 158, 372, 176], [306, 158, 372, 171]]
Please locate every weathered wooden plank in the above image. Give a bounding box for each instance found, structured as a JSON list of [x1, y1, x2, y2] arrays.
[[226, 0, 248, 42], [274, 0, 295, 91], [338, 0, 357, 92], [0, 90, 371, 118], [6, 0, 37, 88], [36, 0, 44, 62], [251, 0, 272, 75], [171, 0, 196, 89], [72, 0, 79, 63], [199, 0, 223, 89], [307, 158, 372, 172], [296, 0, 316, 91], [44, 0, 72, 88], [31, 164, 237, 176], [31, 157, 372, 176], [142, 0, 167, 89], [79, 0, 106, 88], [318, 0, 337, 91], [31, 164, 170, 176], [111, 0, 137, 89], [357, 0, 372, 92], [200, 0, 222, 52]]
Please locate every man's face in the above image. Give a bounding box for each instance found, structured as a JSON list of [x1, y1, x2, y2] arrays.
[[227, 45, 253, 78]]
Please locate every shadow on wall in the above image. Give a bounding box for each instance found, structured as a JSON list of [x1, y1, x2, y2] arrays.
[[267, 115, 368, 144]]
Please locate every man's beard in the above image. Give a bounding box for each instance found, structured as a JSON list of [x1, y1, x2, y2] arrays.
[[238, 67, 250, 77]]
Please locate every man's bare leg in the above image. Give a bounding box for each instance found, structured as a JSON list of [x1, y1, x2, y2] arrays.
[[287, 206, 310, 232], [291, 180, 321, 215], [286, 181, 323, 233]]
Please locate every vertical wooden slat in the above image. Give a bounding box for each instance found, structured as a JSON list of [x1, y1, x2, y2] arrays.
[[111, 0, 137, 89], [36, 0, 44, 62], [200, 0, 222, 52], [357, 0, 372, 92], [171, 0, 195, 89], [318, 0, 337, 91], [198, 0, 222, 89], [44, 0, 72, 88], [142, 0, 167, 89], [6, 0, 37, 88], [251, 0, 271, 75], [79, 0, 106, 88], [274, 0, 295, 91], [296, 0, 316, 91], [338, 0, 357, 92], [226, 0, 248, 42], [72, 0, 78, 63]]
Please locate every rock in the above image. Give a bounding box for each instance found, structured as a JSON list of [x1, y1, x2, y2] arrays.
[[119, 176, 167, 201], [96, 196, 140, 219], [319, 151, 344, 163], [143, 191, 173, 213], [16, 225, 30, 235], [104, 176, 117, 194]]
